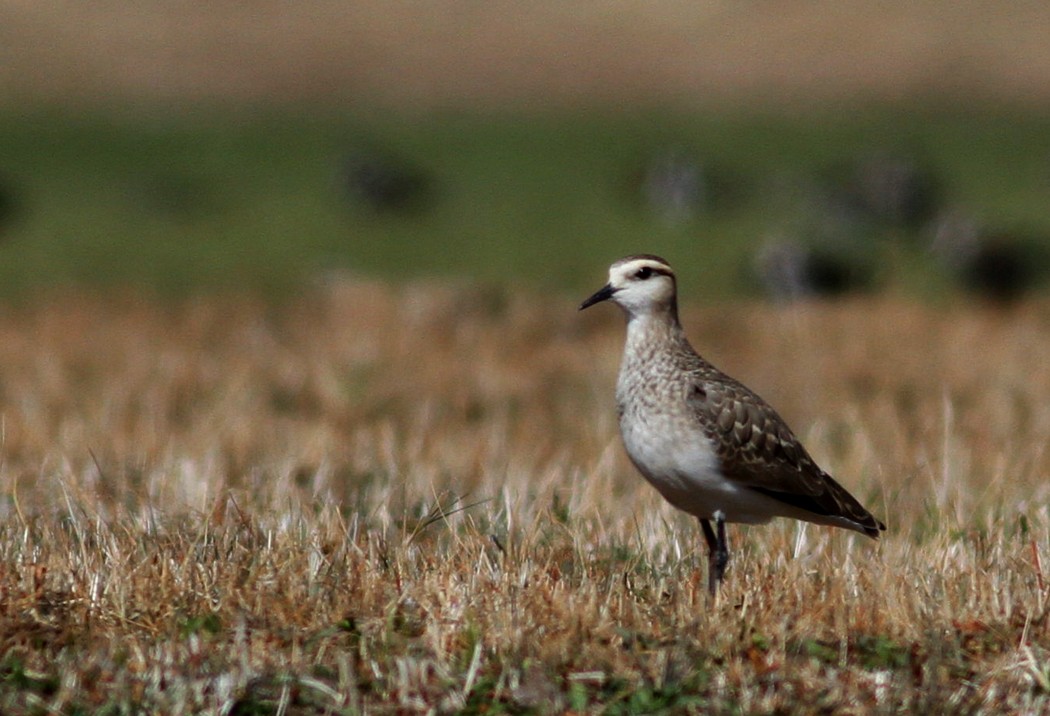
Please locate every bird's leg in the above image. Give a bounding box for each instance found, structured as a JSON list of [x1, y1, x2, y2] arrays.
[[713, 510, 729, 580], [699, 512, 730, 597]]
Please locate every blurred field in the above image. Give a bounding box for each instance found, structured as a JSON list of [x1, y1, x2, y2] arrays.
[[4, 1, 1050, 110], [4, 3, 1050, 300], [2, 283, 1050, 712], [2, 107, 1050, 299]]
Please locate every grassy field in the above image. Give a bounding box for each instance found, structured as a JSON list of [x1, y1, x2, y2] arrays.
[[2, 281, 1049, 712], [2, 106, 1050, 299], [5, 4, 1050, 712]]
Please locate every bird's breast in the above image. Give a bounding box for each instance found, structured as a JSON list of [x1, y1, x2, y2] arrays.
[[616, 378, 724, 497]]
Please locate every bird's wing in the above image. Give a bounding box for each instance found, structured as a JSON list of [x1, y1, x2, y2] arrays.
[[686, 373, 885, 537]]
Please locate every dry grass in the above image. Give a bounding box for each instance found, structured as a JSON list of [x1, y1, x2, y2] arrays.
[[2, 280, 1050, 713]]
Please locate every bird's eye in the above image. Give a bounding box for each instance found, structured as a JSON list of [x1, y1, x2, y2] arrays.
[[635, 267, 653, 280]]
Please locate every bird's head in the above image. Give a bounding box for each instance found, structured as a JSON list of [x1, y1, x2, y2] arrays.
[[579, 254, 678, 318]]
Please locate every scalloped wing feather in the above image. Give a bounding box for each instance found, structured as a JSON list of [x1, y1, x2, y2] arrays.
[[687, 373, 886, 538]]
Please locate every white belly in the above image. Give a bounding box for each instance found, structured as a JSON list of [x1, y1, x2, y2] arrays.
[[618, 412, 780, 525]]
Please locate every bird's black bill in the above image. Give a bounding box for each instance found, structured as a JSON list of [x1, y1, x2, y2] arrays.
[[579, 284, 617, 310]]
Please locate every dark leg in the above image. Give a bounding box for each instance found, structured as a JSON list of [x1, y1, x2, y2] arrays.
[[699, 511, 729, 597]]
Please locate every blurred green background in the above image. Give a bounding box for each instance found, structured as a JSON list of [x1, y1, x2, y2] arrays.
[[2, 2, 1050, 300]]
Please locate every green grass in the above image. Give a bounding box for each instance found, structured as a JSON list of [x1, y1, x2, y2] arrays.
[[2, 105, 1050, 298]]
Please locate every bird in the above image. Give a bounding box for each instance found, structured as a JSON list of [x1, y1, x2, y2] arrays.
[[580, 254, 885, 596]]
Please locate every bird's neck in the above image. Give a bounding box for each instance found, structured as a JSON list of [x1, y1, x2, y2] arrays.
[[623, 306, 690, 364]]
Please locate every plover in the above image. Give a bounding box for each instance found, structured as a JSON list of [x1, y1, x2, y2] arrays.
[[580, 254, 885, 595]]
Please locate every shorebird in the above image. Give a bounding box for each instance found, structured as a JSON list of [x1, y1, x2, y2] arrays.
[[580, 254, 885, 595]]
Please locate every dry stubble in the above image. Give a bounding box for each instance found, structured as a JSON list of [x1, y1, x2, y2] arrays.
[[1, 281, 1049, 712]]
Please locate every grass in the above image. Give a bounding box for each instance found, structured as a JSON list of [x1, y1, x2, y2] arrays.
[[2, 281, 1050, 712], [2, 105, 1050, 299]]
